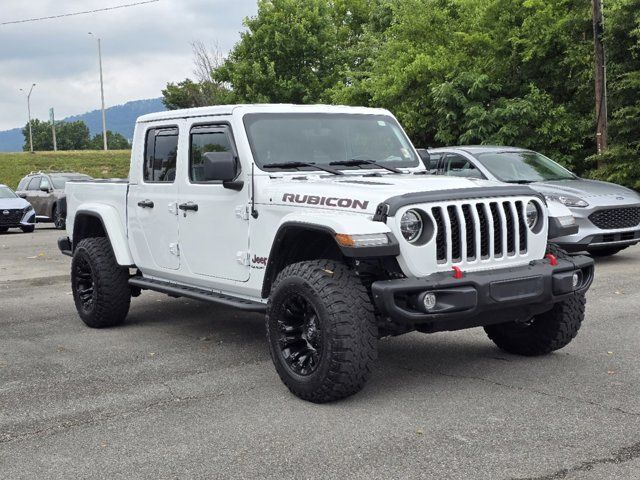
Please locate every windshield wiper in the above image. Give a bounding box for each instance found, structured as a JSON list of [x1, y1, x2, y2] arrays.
[[504, 180, 535, 184], [262, 161, 343, 175], [329, 159, 405, 174]]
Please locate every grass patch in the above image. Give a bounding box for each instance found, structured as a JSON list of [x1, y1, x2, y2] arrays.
[[0, 150, 131, 188]]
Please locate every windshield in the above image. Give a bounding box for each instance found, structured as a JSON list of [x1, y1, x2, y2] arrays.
[[0, 186, 17, 199], [473, 151, 576, 182], [51, 175, 90, 189], [243, 113, 420, 170]]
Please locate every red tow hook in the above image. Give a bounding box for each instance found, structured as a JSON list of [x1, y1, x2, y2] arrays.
[[452, 266, 464, 279], [545, 253, 558, 266]]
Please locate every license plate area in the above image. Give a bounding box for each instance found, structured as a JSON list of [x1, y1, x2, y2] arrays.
[[489, 276, 544, 302]]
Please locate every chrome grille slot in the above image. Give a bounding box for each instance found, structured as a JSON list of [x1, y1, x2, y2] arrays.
[[432, 199, 531, 266]]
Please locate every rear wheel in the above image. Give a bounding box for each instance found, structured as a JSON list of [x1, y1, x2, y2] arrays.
[[53, 206, 65, 230], [587, 246, 626, 257], [71, 237, 131, 328], [266, 260, 378, 403]]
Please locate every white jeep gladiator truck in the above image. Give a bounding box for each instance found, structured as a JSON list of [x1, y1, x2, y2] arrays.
[[59, 104, 594, 403]]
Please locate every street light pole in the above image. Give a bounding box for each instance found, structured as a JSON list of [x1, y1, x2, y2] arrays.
[[89, 32, 108, 151], [19, 83, 36, 153]]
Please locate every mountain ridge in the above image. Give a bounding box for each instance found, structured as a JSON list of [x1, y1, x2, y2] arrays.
[[0, 98, 166, 152]]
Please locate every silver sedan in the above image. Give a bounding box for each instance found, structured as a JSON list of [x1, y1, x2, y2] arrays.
[[422, 146, 640, 257]]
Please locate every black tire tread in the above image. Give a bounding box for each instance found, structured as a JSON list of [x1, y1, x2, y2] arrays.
[[72, 237, 131, 328], [484, 244, 586, 356], [266, 260, 378, 403]]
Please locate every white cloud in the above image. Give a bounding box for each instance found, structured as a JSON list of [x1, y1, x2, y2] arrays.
[[0, 0, 257, 129]]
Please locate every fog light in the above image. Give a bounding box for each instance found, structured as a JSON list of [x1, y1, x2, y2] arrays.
[[423, 292, 437, 311], [572, 272, 580, 288]]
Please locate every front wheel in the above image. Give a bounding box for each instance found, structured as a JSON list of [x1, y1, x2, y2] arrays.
[[21, 225, 35, 233], [71, 237, 131, 328], [266, 260, 378, 403]]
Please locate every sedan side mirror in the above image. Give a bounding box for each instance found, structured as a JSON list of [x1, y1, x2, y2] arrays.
[[202, 151, 244, 191]]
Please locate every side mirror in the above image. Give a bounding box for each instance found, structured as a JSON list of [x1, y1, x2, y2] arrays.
[[202, 151, 244, 191], [40, 185, 51, 193]]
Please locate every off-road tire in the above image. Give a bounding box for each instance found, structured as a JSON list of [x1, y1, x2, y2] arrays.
[[484, 245, 586, 356], [0, 227, 8, 233], [587, 246, 626, 257], [71, 237, 131, 328], [21, 225, 35, 233], [53, 205, 65, 230], [266, 260, 378, 403]]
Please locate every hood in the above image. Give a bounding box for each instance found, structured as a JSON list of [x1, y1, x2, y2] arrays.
[[531, 178, 640, 206], [0, 197, 31, 210], [262, 173, 511, 214]]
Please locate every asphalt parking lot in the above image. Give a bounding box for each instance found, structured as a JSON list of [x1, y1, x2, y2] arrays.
[[1, 225, 639, 479]]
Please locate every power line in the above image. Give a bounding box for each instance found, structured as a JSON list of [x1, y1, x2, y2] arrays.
[[0, 0, 160, 26]]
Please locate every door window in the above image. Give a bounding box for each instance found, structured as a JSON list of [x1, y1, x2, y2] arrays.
[[443, 154, 483, 179], [189, 125, 236, 182], [26, 177, 41, 190], [144, 127, 179, 183], [427, 154, 442, 173]]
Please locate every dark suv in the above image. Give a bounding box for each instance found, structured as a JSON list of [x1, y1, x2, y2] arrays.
[[16, 172, 92, 229]]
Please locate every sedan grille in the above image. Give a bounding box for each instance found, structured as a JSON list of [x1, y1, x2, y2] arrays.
[[589, 207, 640, 230], [0, 209, 23, 226], [433, 200, 529, 265]]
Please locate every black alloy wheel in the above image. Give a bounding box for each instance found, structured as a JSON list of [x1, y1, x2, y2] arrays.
[[277, 292, 323, 376]]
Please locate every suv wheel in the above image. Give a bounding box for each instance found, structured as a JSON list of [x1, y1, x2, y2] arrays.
[[21, 225, 35, 233], [484, 245, 586, 356], [266, 260, 378, 403], [53, 206, 65, 230], [71, 237, 131, 328], [0, 227, 8, 234]]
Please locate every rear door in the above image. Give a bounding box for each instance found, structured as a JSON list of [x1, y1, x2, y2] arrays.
[[127, 125, 181, 271]]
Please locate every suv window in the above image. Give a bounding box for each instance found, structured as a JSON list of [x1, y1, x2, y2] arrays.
[[443, 154, 483, 179], [426, 153, 442, 173], [27, 177, 41, 191], [189, 125, 234, 182], [144, 127, 179, 183], [17, 178, 29, 190]]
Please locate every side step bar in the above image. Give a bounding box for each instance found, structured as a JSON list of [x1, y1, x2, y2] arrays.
[[129, 277, 267, 313]]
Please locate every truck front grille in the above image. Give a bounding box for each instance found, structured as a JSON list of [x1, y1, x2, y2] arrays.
[[589, 207, 640, 230], [432, 200, 529, 265], [0, 209, 23, 226]]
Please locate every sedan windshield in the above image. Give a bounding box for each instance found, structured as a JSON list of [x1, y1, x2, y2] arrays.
[[0, 186, 17, 199], [473, 151, 576, 183], [244, 113, 419, 170], [51, 175, 90, 189]]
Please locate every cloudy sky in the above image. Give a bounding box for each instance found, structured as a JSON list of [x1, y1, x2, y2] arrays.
[[0, 0, 257, 130]]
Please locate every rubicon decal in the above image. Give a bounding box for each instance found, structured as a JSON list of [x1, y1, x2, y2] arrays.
[[282, 193, 369, 210]]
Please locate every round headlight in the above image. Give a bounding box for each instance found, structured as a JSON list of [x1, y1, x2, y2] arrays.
[[526, 201, 539, 229], [400, 210, 423, 243]]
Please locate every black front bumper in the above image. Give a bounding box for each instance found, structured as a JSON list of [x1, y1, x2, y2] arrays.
[[371, 255, 594, 332]]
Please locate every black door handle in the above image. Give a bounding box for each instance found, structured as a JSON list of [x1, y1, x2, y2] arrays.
[[137, 200, 154, 208], [178, 202, 199, 212]]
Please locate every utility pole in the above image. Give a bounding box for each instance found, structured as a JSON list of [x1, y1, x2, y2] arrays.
[[89, 32, 108, 151], [592, 0, 608, 164], [19, 83, 36, 153], [50, 108, 57, 151]]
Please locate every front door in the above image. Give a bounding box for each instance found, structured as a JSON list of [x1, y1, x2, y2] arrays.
[[24, 176, 47, 217], [128, 125, 181, 271], [178, 123, 250, 282]]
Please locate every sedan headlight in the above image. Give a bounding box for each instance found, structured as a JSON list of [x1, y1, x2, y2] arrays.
[[400, 209, 423, 243], [23, 205, 33, 213], [545, 194, 589, 208]]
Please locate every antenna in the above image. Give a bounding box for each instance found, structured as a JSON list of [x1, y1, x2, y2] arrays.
[[251, 163, 259, 219]]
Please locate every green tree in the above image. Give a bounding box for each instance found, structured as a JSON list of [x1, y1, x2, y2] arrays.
[[88, 131, 131, 150], [23, 120, 91, 151]]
